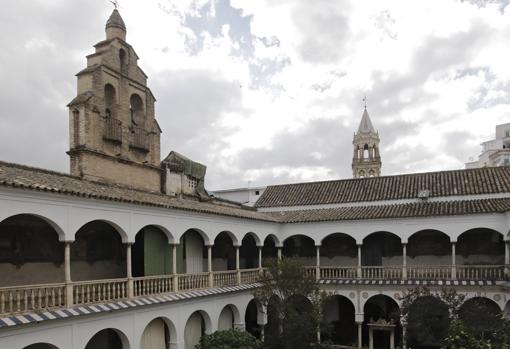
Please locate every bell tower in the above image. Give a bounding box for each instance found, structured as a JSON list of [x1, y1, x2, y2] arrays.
[[67, 9, 162, 192], [352, 105, 381, 178]]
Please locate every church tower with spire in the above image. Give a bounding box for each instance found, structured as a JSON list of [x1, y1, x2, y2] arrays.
[[352, 106, 381, 178], [67, 9, 162, 192]]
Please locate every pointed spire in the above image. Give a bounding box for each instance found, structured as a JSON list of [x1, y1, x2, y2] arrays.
[[357, 107, 376, 134], [106, 9, 126, 40]]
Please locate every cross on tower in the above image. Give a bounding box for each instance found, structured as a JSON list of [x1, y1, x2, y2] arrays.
[[363, 96, 367, 109], [110, 0, 119, 9]]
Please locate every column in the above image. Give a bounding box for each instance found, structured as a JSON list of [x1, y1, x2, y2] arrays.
[[505, 240, 510, 277], [402, 243, 407, 279], [64, 241, 73, 307], [451, 242, 456, 279], [357, 322, 363, 349], [277, 247, 282, 260], [316, 245, 321, 281], [234, 322, 245, 331], [390, 329, 395, 349], [172, 243, 179, 292], [369, 327, 374, 349], [236, 246, 241, 285], [126, 243, 133, 298], [208, 245, 213, 288], [258, 246, 263, 270], [357, 244, 362, 279], [402, 325, 408, 349]]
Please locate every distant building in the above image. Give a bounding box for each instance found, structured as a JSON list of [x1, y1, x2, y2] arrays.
[[211, 186, 266, 206], [466, 123, 510, 169], [352, 107, 382, 178]]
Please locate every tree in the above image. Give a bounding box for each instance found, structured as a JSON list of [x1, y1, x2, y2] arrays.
[[195, 329, 262, 349], [254, 258, 324, 349]]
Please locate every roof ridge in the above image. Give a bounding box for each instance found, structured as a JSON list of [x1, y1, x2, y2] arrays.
[[264, 166, 510, 189]]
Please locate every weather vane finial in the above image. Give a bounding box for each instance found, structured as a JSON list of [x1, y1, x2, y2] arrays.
[[110, 0, 119, 9], [363, 96, 367, 109]]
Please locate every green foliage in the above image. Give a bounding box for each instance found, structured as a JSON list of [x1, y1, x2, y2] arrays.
[[195, 329, 262, 349], [254, 258, 325, 349], [400, 287, 510, 349]]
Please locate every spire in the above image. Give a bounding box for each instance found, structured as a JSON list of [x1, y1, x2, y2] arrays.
[[106, 9, 126, 40], [357, 107, 376, 134]]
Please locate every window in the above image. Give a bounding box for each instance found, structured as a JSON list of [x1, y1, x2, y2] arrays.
[[130, 94, 144, 125], [187, 176, 198, 189], [119, 49, 127, 72], [255, 190, 260, 195], [104, 84, 116, 118]]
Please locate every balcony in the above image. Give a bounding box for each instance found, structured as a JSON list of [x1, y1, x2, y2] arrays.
[[103, 118, 122, 143], [130, 127, 150, 152], [0, 265, 507, 318]]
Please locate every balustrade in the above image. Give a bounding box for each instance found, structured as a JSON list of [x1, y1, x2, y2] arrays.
[[0, 264, 506, 318], [177, 273, 209, 291], [213, 270, 238, 287], [0, 283, 66, 316], [456, 265, 505, 280], [133, 275, 174, 297], [103, 118, 122, 143], [240, 268, 261, 284], [320, 266, 357, 279], [73, 279, 128, 305], [407, 265, 451, 280]]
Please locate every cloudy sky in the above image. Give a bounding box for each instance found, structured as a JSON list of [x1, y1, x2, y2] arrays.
[[1, 0, 510, 190]]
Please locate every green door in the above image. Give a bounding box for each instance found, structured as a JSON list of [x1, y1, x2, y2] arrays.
[[143, 227, 170, 276]]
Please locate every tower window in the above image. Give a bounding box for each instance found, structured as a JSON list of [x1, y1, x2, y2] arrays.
[[104, 84, 116, 118], [130, 94, 144, 126], [363, 144, 369, 159], [119, 49, 127, 73]]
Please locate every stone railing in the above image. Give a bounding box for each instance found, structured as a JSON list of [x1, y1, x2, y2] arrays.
[[73, 278, 128, 306], [361, 266, 402, 279], [240, 269, 261, 284], [456, 265, 505, 280], [130, 126, 150, 151], [0, 283, 66, 316], [133, 275, 174, 297], [213, 270, 238, 287], [103, 118, 122, 143], [177, 272, 209, 292], [320, 266, 357, 279], [0, 265, 507, 317], [406, 265, 452, 280]]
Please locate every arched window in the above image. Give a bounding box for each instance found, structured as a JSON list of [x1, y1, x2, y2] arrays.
[[130, 94, 144, 125], [119, 49, 127, 73], [363, 144, 369, 159], [104, 84, 116, 118]]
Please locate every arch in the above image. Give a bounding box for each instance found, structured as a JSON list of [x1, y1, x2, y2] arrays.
[[85, 328, 130, 349], [218, 304, 241, 331], [322, 295, 356, 346], [245, 298, 263, 339], [459, 297, 502, 340], [264, 234, 281, 247], [320, 233, 357, 267], [130, 93, 144, 125], [75, 219, 129, 244], [140, 317, 177, 349], [505, 300, 510, 319], [184, 310, 212, 349], [72, 220, 127, 281], [457, 228, 504, 265], [23, 344, 59, 349], [362, 231, 402, 267], [0, 214, 65, 287], [212, 230, 239, 246], [363, 295, 401, 348], [262, 235, 278, 266], [133, 226, 172, 277], [179, 228, 209, 246], [407, 296, 449, 349], [0, 213, 65, 241], [283, 235, 315, 258], [407, 229, 451, 266], [119, 48, 127, 72], [243, 232, 261, 247], [283, 294, 317, 347], [240, 233, 259, 269], [212, 231, 236, 271], [180, 229, 207, 274], [104, 84, 116, 118]]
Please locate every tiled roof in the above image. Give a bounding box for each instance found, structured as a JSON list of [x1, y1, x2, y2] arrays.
[[271, 198, 510, 223], [255, 167, 510, 208], [0, 161, 278, 222]]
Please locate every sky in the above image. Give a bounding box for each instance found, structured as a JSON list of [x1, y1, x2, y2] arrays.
[[0, 0, 510, 190]]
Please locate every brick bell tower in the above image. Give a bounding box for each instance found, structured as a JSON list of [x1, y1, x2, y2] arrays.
[[352, 105, 382, 178], [67, 9, 162, 192]]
